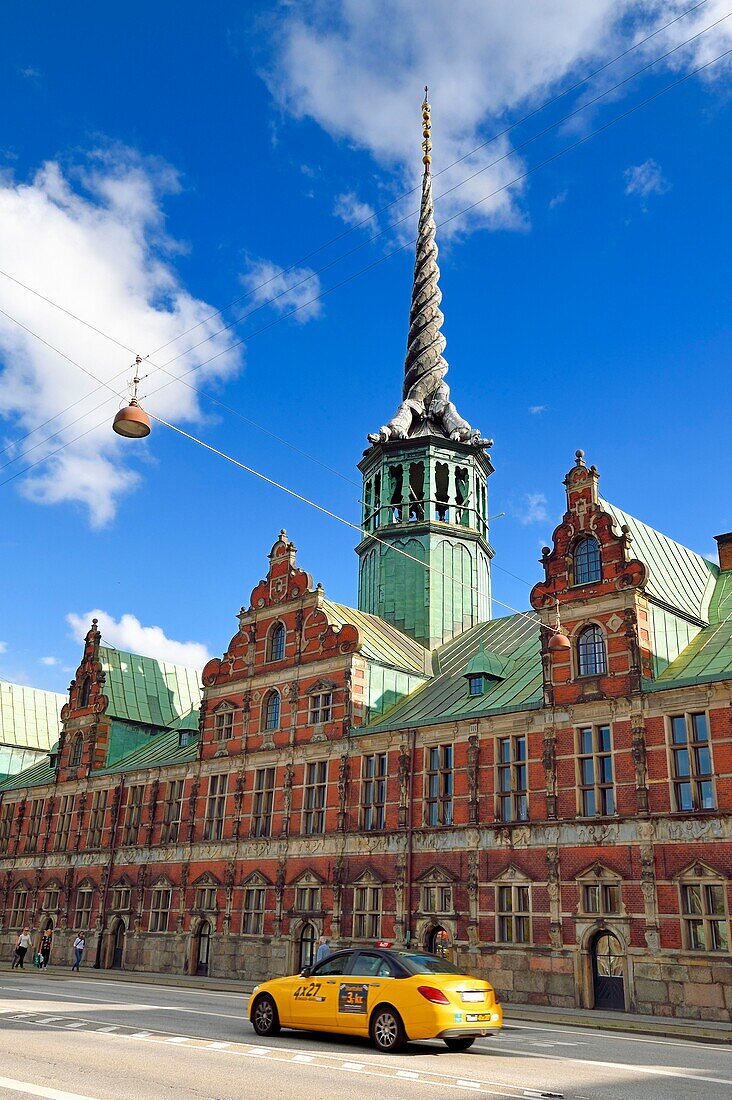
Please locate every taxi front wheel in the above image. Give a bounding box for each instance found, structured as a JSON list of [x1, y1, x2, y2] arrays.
[[252, 994, 281, 1037], [370, 1005, 405, 1053], [444, 1037, 475, 1052]]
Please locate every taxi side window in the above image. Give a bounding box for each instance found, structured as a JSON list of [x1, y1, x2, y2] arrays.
[[349, 953, 394, 977], [312, 954, 350, 976]]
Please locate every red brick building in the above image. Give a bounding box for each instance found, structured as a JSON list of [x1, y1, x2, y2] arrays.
[[1, 97, 730, 1022]]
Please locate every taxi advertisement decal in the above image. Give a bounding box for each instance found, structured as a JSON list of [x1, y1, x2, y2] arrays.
[[338, 983, 369, 1014], [294, 981, 326, 1003]]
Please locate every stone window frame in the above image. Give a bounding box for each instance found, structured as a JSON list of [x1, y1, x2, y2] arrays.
[[213, 702, 235, 742], [242, 873, 268, 936], [251, 765, 276, 838], [494, 869, 532, 945], [262, 689, 281, 732], [353, 872, 382, 940], [302, 759, 328, 836], [677, 863, 730, 953], [54, 793, 75, 852], [576, 864, 623, 917], [161, 778, 185, 844], [122, 785, 145, 847], [195, 886, 218, 912], [69, 733, 84, 769], [25, 797, 45, 853], [308, 690, 333, 726], [9, 883, 29, 929], [576, 724, 615, 818], [292, 870, 324, 914], [149, 884, 173, 933], [42, 884, 60, 912], [418, 867, 455, 916], [203, 773, 228, 842], [0, 802, 16, 849], [266, 621, 286, 663], [424, 742, 453, 827], [74, 883, 95, 929], [87, 788, 108, 850], [79, 677, 91, 709], [575, 623, 607, 678], [360, 751, 388, 831], [572, 536, 602, 587], [110, 883, 131, 912], [667, 711, 715, 813], [496, 734, 528, 823]]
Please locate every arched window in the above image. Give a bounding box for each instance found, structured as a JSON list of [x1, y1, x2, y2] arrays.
[[262, 690, 280, 731], [574, 537, 602, 586], [69, 733, 83, 769], [577, 625, 607, 677], [80, 677, 91, 708], [267, 622, 286, 662], [299, 922, 316, 971]]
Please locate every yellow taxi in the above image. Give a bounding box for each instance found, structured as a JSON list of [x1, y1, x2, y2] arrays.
[[247, 946, 502, 1053]]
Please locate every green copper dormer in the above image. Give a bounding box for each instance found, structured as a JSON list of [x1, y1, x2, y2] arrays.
[[465, 644, 506, 695], [356, 91, 494, 649]]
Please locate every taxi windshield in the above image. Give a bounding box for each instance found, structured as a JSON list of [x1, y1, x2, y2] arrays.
[[396, 952, 464, 975]]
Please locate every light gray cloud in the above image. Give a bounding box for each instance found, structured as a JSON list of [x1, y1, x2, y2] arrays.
[[333, 191, 377, 229], [39, 656, 58, 666], [239, 257, 323, 323], [517, 492, 549, 525], [529, 404, 548, 414], [624, 158, 671, 198]]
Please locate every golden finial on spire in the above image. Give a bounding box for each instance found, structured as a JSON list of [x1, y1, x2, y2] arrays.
[[421, 85, 432, 172]]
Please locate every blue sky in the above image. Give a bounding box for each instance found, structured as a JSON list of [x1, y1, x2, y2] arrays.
[[1, 1, 730, 690]]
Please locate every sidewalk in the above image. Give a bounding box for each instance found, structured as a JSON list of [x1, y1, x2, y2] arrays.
[[3, 963, 729, 1044]]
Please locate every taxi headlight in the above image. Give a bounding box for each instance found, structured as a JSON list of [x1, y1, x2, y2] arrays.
[[252, 985, 260, 996], [491, 1012, 500, 1022]]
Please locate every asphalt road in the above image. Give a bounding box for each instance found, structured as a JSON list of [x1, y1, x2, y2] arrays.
[[0, 971, 730, 1100]]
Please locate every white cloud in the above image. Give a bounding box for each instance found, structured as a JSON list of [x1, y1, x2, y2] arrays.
[[517, 492, 548, 525], [0, 641, 7, 654], [239, 257, 322, 323], [19, 67, 41, 79], [529, 404, 548, 414], [265, 2, 732, 239], [549, 190, 568, 209], [333, 191, 377, 229], [0, 146, 243, 526], [39, 656, 58, 666], [67, 609, 211, 668], [624, 158, 671, 198]]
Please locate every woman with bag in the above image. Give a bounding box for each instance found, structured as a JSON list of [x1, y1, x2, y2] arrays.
[[12, 927, 31, 969], [38, 927, 52, 970], [71, 931, 85, 972]]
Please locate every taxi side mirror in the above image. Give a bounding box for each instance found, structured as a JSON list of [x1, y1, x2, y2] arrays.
[[300, 967, 312, 978]]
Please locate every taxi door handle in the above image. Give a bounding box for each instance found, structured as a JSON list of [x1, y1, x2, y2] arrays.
[[326, 979, 337, 984]]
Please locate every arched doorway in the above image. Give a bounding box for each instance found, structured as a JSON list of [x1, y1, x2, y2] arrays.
[[298, 923, 316, 971], [426, 925, 451, 958], [111, 920, 126, 969], [591, 931, 625, 1011], [196, 921, 211, 977]]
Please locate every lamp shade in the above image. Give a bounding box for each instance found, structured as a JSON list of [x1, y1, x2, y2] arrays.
[[548, 631, 571, 651], [112, 400, 151, 439]]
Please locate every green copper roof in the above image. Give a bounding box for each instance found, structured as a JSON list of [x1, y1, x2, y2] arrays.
[[322, 600, 432, 676], [0, 756, 56, 792], [100, 647, 202, 727], [601, 500, 718, 623], [464, 644, 506, 680], [363, 612, 541, 732], [647, 570, 732, 691], [0, 680, 64, 751], [94, 727, 199, 775]]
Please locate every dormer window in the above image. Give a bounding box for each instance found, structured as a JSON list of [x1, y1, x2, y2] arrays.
[[80, 677, 91, 708], [577, 624, 607, 677], [468, 675, 484, 696], [267, 622, 286, 662], [464, 644, 505, 696], [574, 537, 602, 585], [69, 733, 83, 769]]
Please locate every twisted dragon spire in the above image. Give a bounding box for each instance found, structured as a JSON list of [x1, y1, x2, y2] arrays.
[[368, 89, 490, 449]]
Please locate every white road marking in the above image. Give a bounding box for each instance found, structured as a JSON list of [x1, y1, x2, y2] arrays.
[[0, 1075, 101, 1100], [129, 1031, 151, 1039], [96, 1025, 118, 1033], [65, 1022, 86, 1029], [167, 1036, 188, 1043], [493, 1044, 732, 1086], [397, 1070, 420, 1080], [507, 1020, 732, 1053], [341, 1061, 364, 1071], [293, 1054, 314, 1063], [456, 1082, 481, 1091], [207, 1041, 230, 1049]]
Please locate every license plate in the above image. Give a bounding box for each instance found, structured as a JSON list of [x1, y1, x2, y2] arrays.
[[465, 1013, 492, 1023], [461, 991, 484, 1003]]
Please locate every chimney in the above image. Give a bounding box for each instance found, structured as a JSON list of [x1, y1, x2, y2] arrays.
[[714, 533, 732, 572]]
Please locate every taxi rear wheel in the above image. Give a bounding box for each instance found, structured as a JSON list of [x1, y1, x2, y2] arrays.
[[252, 993, 281, 1037], [444, 1037, 475, 1052], [370, 1005, 405, 1053]]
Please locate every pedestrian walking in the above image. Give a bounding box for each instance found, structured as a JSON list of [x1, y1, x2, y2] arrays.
[[71, 931, 85, 972], [12, 927, 31, 969], [38, 927, 53, 970], [315, 935, 331, 964]]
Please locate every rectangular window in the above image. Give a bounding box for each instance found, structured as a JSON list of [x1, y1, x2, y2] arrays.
[[425, 744, 453, 826], [497, 884, 531, 943], [122, 786, 144, 846], [681, 883, 729, 952], [9, 888, 28, 929], [497, 736, 528, 822], [303, 761, 328, 835], [74, 888, 94, 928], [295, 885, 321, 912], [161, 779, 184, 844], [43, 887, 59, 912], [25, 798, 45, 853], [670, 713, 714, 811], [577, 725, 615, 817], [214, 708, 234, 741], [149, 887, 172, 933], [87, 789, 107, 849], [195, 886, 217, 911], [0, 803, 16, 850], [354, 885, 381, 939], [421, 884, 453, 913], [55, 794, 75, 852], [203, 774, 228, 841], [582, 882, 620, 914], [242, 886, 266, 934], [309, 691, 333, 725], [361, 753, 387, 831], [251, 767, 275, 838], [111, 886, 130, 911]]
